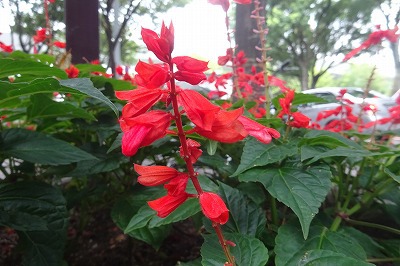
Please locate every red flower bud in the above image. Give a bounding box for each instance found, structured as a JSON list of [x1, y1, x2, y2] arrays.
[[199, 192, 229, 224]]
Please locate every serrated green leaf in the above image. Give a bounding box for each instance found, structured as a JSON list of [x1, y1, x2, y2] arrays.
[[1, 128, 97, 165], [232, 138, 297, 176], [218, 183, 266, 237], [60, 78, 119, 116], [201, 233, 269, 266], [340, 227, 385, 258], [239, 164, 332, 238], [27, 94, 96, 121], [275, 223, 370, 266], [0, 58, 67, 79], [0, 181, 68, 266]]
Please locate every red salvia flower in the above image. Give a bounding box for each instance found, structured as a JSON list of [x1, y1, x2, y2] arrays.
[[172, 56, 209, 72], [164, 174, 190, 196], [148, 193, 189, 218], [134, 164, 180, 186], [116, 65, 124, 75], [180, 139, 203, 164], [33, 28, 47, 43], [115, 88, 163, 118], [53, 41, 66, 48], [134, 61, 171, 89], [65, 65, 79, 78], [208, 0, 230, 12], [238, 116, 280, 144], [120, 110, 171, 156], [199, 192, 229, 224], [141, 21, 174, 62], [174, 70, 207, 85], [0, 42, 13, 53], [289, 112, 311, 128]]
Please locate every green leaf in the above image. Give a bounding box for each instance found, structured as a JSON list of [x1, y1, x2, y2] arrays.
[[275, 223, 370, 266], [0, 181, 68, 266], [27, 94, 96, 121], [292, 92, 329, 105], [60, 78, 119, 116], [301, 130, 363, 149], [1, 128, 97, 165], [206, 139, 218, 155], [201, 233, 269, 266], [384, 167, 400, 184], [8, 51, 56, 64], [75, 63, 106, 73], [91, 75, 134, 91], [0, 58, 67, 79], [304, 147, 371, 164], [340, 227, 385, 258], [295, 250, 373, 266], [232, 138, 297, 176], [218, 183, 266, 237], [239, 163, 332, 238], [127, 225, 171, 250]]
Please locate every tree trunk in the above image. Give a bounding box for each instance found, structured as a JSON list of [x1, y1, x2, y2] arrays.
[[235, 0, 267, 101], [298, 60, 309, 91], [65, 0, 99, 64]]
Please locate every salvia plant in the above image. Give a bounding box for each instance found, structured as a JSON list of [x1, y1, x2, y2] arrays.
[[0, 0, 400, 265]]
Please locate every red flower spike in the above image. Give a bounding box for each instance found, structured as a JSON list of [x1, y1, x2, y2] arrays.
[[148, 193, 189, 218], [180, 139, 203, 164], [174, 70, 207, 85], [134, 164, 180, 186], [208, 0, 230, 12], [141, 21, 174, 62], [199, 192, 229, 224], [238, 116, 280, 144], [177, 89, 220, 131], [173, 56, 209, 72], [120, 110, 171, 156], [134, 61, 171, 89], [33, 28, 47, 43], [116, 88, 163, 118], [65, 65, 79, 78]]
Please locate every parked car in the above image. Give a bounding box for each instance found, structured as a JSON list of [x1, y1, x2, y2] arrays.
[[297, 87, 397, 131]]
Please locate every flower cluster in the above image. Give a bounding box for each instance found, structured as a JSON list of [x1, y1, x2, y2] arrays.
[[116, 22, 280, 225], [277, 90, 311, 128]]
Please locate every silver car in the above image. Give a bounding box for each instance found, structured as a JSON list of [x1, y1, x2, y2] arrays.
[[297, 87, 397, 131]]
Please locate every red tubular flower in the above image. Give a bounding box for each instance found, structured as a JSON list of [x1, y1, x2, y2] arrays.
[[208, 0, 230, 12], [65, 65, 79, 78], [148, 193, 189, 218], [173, 56, 209, 72], [238, 116, 280, 144], [134, 61, 171, 89], [174, 70, 207, 85], [0, 42, 13, 53], [177, 89, 220, 131], [134, 164, 180, 186], [199, 192, 229, 225], [180, 139, 203, 164], [33, 28, 47, 43], [164, 174, 190, 196], [116, 65, 124, 75], [120, 110, 171, 156], [53, 41, 66, 48], [194, 108, 248, 143], [289, 112, 311, 128], [141, 21, 174, 62], [116, 88, 163, 118], [277, 90, 295, 118]]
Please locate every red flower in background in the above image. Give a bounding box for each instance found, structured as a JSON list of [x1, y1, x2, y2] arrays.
[[0, 42, 13, 53], [65, 65, 79, 78], [343, 26, 399, 61], [208, 0, 230, 12], [199, 192, 229, 224], [33, 28, 47, 43], [141, 21, 174, 62], [53, 41, 66, 48]]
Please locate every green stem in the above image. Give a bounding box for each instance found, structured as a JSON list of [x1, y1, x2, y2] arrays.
[[330, 215, 342, 232], [367, 257, 400, 263], [345, 218, 400, 235], [270, 195, 279, 226]]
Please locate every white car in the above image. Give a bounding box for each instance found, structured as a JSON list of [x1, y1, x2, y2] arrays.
[[298, 87, 397, 131]]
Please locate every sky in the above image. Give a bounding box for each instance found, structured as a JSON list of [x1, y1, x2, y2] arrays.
[[0, 0, 396, 77]]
